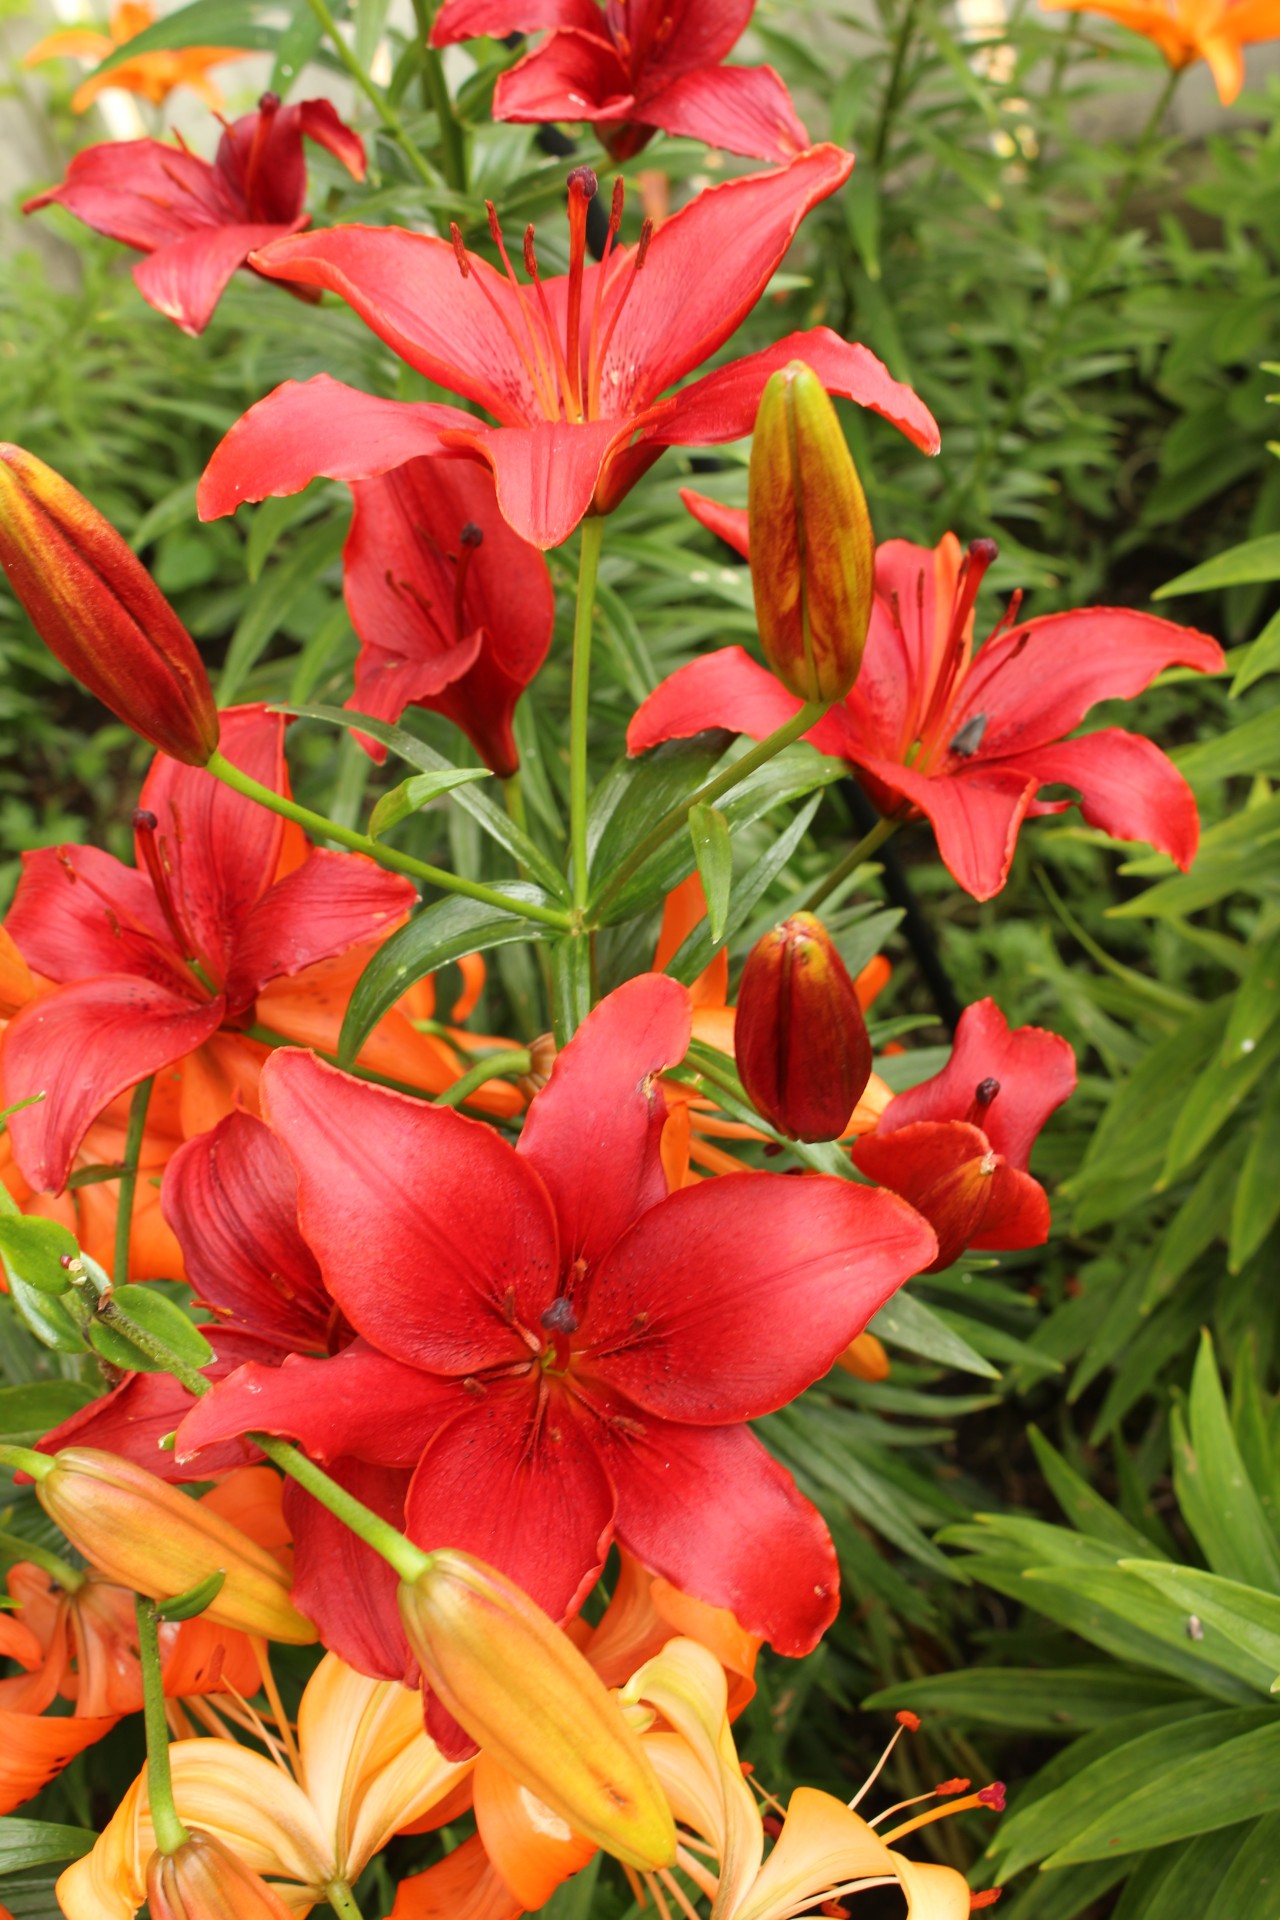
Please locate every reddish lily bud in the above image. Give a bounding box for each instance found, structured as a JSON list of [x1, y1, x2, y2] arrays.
[[34, 1447, 315, 1644], [146, 1834, 293, 1920], [398, 1551, 676, 1871], [736, 912, 872, 1141], [0, 445, 219, 764], [747, 362, 874, 703]]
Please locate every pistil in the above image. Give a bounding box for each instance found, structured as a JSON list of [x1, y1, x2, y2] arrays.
[[540, 1296, 579, 1372], [453, 522, 483, 638]]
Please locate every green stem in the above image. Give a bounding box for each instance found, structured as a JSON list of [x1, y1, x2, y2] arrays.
[[301, 0, 441, 191], [570, 519, 606, 911], [205, 751, 570, 931], [326, 1880, 366, 1920], [871, 0, 920, 168], [112, 1075, 153, 1287], [0, 1444, 53, 1480], [802, 815, 900, 912], [411, 0, 467, 193], [432, 1049, 531, 1108], [135, 1596, 189, 1856], [253, 1436, 428, 1583], [0, 1527, 84, 1590], [592, 701, 828, 920], [96, 1299, 209, 1394]]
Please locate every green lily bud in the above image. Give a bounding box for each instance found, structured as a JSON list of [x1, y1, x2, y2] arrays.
[[736, 911, 873, 1141], [0, 445, 219, 765], [747, 362, 874, 703], [398, 1551, 676, 1871]]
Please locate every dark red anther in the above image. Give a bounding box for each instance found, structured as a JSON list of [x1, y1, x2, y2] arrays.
[[762, 1815, 783, 1840], [460, 523, 483, 548], [449, 223, 471, 279], [969, 537, 999, 568], [975, 1077, 1000, 1106], [978, 1783, 1006, 1811], [567, 165, 598, 200], [523, 226, 539, 277], [133, 808, 158, 832], [934, 1777, 971, 1796], [970, 1894, 1003, 1911], [258, 90, 281, 112], [635, 217, 654, 267]]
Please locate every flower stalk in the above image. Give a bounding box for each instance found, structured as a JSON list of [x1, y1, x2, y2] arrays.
[[134, 1594, 189, 1857], [112, 1074, 154, 1285], [570, 517, 605, 910]]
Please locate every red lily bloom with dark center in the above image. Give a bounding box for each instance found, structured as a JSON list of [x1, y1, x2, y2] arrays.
[[176, 974, 937, 1658], [195, 150, 939, 551], [0, 706, 413, 1194], [431, 0, 810, 165], [629, 516, 1225, 899], [24, 93, 365, 336], [853, 999, 1076, 1271], [343, 455, 554, 777]]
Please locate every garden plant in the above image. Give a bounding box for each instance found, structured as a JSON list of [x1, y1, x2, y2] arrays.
[[0, 0, 1277, 1916]]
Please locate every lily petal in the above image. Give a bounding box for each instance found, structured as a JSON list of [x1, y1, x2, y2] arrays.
[[995, 727, 1203, 871], [285, 1460, 416, 1685], [134, 220, 306, 336], [637, 63, 809, 164]]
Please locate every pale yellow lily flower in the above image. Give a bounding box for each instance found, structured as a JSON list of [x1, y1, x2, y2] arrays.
[[57, 1653, 472, 1920]]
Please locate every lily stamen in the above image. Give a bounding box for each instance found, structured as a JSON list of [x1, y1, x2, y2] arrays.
[[522, 222, 580, 421], [452, 521, 483, 637], [449, 218, 558, 420], [132, 807, 200, 967], [880, 1781, 1006, 1845], [848, 1708, 920, 1810]]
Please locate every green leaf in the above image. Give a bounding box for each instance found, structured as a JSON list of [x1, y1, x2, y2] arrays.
[[687, 804, 731, 943], [155, 1569, 227, 1622], [1221, 928, 1280, 1066], [868, 1291, 999, 1379], [368, 768, 493, 841], [0, 1821, 96, 1873], [88, 1287, 214, 1376], [1231, 606, 1280, 695], [1154, 535, 1280, 598], [337, 889, 550, 1065], [1029, 1427, 1165, 1557], [1230, 1080, 1280, 1271], [89, 0, 286, 73], [280, 704, 568, 899], [1159, 1017, 1280, 1186], [1046, 1719, 1280, 1865], [0, 1382, 96, 1447], [862, 1668, 1194, 1733], [1120, 1563, 1280, 1690], [5, 1275, 88, 1355], [664, 795, 821, 986], [1176, 706, 1280, 785], [0, 1218, 79, 1297], [1213, 1811, 1280, 1919], [1173, 1333, 1280, 1591], [219, 518, 348, 704]]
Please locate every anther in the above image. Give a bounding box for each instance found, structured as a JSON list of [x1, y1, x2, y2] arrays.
[[949, 712, 988, 758], [258, 90, 281, 111], [460, 522, 483, 548], [449, 223, 471, 278], [133, 808, 158, 832], [975, 1077, 1000, 1106], [541, 1297, 579, 1336], [895, 1710, 921, 1731], [567, 165, 598, 200], [970, 1895, 1003, 1911]]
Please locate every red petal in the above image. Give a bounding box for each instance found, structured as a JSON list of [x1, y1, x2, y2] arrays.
[[260, 1050, 560, 1371], [855, 753, 1040, 901], [248, 226, 548, 424], [197, 375, 476, 521], [633, 0, 755, 71], [680, 489, 749, 559], [431, 0, 603, 43], [582, 1173, 934, 1420], [854, 1121, 1050, 1271], [848, 536, 964, 760], [645, 325, 940, 456], [175, 1343, 465, 1466], [603, 149, 854, 413], [873, 997, 1075, 1169], [994, 729, 1203, 871], [285, 1459, 416, 1683], [292, 99, 367, 182], [0, 1707, 120, 1814], [518, 974, 691, 1291], [133, 221, 305, 336], [35, 1369, 235, 1482], [591, 1404, 839, 1655], [5, 844, 175, 986], [441, 416, 627, 550], [345, 457, 554, 774], [404, 1378, 616, 1621], [162, 1111, 331, 1349], [1, 980, 225, 1193], [138, 704, 285, 984], [625, 646, 855, 761], [23, 139, 222, 249], [493, 29, 632, 122], [224, 847, 414, 1009], [954, 606, 1224, 754], [639, 63, 809, 164]]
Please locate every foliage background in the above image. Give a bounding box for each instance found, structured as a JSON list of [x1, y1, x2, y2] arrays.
[[0, 1, 1278, 1915]]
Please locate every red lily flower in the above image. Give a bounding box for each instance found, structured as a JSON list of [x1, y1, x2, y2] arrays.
[[0, 706, 414, 1195], [24, 93, 365, 337], [629, 515, 1225, 899], [431, 0, 809, 165], [175, 974, 936, 1658], [195, 149, 939, 551], [341, 453, 554, 777], [853, 999, 1076, 1271]]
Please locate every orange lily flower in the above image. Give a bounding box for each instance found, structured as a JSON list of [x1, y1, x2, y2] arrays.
[[56, 1648, 472, 1919], [1041, 0, 1280, 103], [393, 1637, 994, 1920], [0, 1468, 285, 1814], [25, 1, 244, 113]]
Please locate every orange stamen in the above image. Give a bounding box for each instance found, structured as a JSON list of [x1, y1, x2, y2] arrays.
[[880, 1781, 1005, 1846], [592, 217, 653, 414], [522, 223, 578, 420], [450, 218, 558, 419]]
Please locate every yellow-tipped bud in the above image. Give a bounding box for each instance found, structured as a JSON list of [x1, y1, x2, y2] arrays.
[[35, 1448, 315, 1644], [747, 361, 874, 703], [146, 1834, 294, 1920], [398, 1551, 676, 1871]]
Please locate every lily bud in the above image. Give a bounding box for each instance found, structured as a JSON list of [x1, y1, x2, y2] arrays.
[[736, 911, 873, 1141], [398, 1551, 676, 1871], [747, 361, 874, 703], [35, 1448, 315, 1644], [0, 445, 219, 765], [146, 1834, 294, 1920]]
